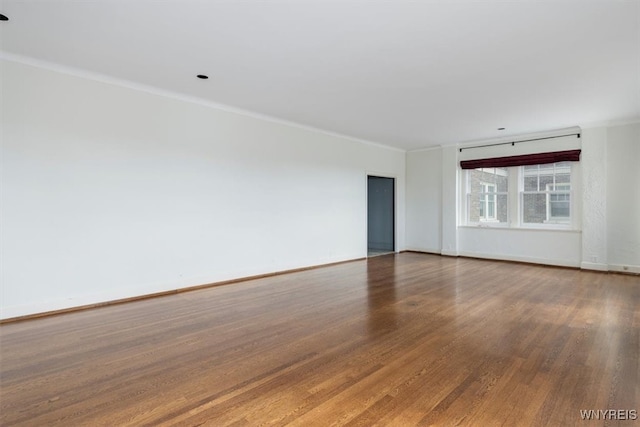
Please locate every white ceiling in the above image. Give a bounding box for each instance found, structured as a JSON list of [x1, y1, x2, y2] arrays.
[[1, 0, 639, 151]]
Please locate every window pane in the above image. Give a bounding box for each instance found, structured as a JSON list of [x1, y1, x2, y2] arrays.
[[550, 200, 570, 218], [555, 173, 570, 185], [469, 193, 480, 222], [466, 168, 508, 224], [522, 193, 547, 223], [497, 194, 508, 222], [522, 191, 571, 224], [487, 196, 495, 218], [495, 169, 508, 191], [539, 174, 554, 189], [524, 176, 538, 191], [521, 162, 572, 225]]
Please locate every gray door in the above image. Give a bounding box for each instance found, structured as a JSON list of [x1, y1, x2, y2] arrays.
[[367, 176, 395, 252]]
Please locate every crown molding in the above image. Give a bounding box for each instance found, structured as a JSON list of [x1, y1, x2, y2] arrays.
[[406, 145, 443, 153], [579, 117, 640, 129], [0, 51, 405, 153]]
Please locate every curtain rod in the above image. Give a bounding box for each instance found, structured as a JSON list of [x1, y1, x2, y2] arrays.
[[459, 133, 581, 153]]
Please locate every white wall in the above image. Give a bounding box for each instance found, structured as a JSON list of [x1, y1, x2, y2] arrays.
[[406, 143, 583, 267], [458, 228, 581, 267], [0, 59, 406, 319], [404, 145, 461, 257], [580, 122, 640, 273], [606, 123, 640, 273], [440, 146, 459, 256], [581, 127, 608, 270], [405, 123, 640, 271], [405, 148, 441, 253]]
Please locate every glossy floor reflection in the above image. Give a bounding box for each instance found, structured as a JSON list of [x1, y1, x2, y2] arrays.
[[1, 253, 638, 426]]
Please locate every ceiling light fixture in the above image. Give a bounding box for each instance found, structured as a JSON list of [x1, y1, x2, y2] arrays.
[[0, 14, 9, 21], [197, 74, 209, 80]]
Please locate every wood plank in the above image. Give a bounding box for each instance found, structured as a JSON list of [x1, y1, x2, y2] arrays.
[[0, 253, 638, 426]]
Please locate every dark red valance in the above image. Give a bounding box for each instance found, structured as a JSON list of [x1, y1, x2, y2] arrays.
[[460, 149, 581, 170]]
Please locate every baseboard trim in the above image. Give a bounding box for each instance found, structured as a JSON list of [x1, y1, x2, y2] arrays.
[[0, 257, 366, 324], [458, 251, 580, 268], [403, 249, 442, 256], [441, 250, 460, 257], [608, 264, 640, 275], [4, 254, 635, 324], [580, 262, 609, 272]]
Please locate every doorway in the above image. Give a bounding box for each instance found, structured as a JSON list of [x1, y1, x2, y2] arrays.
[[367, 175, 395, 257]]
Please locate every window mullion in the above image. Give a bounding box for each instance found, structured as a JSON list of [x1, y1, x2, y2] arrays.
[[509, 166, 519, 227]]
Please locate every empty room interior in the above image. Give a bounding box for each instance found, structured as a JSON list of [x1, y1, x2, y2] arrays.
[[1, 1, 639, 426]]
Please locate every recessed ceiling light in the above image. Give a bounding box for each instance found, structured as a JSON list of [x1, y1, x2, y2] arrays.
[[0, 14, 9, 21], [498, 127, 505, 130], [197, 74, 209, 80]]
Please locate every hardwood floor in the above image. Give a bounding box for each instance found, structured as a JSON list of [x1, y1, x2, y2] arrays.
[[0, 253, 638, 426]]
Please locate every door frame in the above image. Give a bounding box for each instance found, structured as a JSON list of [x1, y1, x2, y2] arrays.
[[366, 173, 397, 256]]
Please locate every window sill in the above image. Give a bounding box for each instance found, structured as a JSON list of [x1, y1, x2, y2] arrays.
[[460, 225, 582, 233], [461, 223, 510, 229]]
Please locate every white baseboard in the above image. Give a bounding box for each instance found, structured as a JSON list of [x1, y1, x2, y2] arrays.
[[458, 251, 579, 268], [441, 249, 459, 257], [404, 246, 442, 255], [0, 255, 363, 321], [608, 264, 640, 275], [0, 279, 196, 320], [580, 262, 609, 272]]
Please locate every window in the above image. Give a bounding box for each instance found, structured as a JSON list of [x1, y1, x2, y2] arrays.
[[466, 168, 508, 224], [522, 162, 571, 225], [463, 162, 576, 229], [480, 183, 496, 220], [548, 183, 570, 220]]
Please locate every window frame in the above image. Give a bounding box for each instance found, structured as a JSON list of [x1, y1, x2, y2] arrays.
[[463, 168, 510, 227], [546, 182, 571, 222], [479, 182, 497, 221], [461, 161, 579, 230], [520, 162, 573, 228]]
